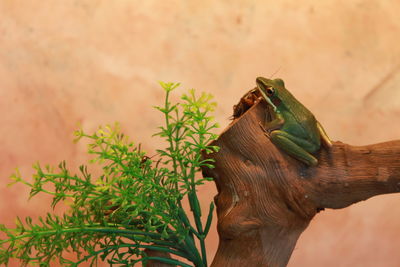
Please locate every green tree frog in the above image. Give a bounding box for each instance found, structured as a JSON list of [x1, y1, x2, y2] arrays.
[[256, 77, 332, 166]]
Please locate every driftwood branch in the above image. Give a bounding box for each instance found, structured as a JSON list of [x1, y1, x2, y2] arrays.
[[202, 99, 400, 267]]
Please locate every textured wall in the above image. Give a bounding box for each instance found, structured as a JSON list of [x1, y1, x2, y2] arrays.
[[1, 1, 400, 266]]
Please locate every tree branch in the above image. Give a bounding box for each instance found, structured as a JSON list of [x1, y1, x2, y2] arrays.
[[305, 140, 400, 209], [202, 99, 400, 267]]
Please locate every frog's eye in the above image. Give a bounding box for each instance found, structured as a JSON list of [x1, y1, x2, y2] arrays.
[[266, 87, 274, 96]]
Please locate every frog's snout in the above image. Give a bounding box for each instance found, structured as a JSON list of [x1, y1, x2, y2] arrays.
[[255, 77, 264, 88], [256, 78, 268, 93]]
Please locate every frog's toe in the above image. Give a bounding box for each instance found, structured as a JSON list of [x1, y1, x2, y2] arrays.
[[307, 157, 318, 166]]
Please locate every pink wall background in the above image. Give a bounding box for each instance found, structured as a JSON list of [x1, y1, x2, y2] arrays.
[[1, 1, 400, 266]]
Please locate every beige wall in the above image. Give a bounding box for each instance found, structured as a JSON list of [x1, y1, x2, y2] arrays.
[[1, 1, 400, 266]]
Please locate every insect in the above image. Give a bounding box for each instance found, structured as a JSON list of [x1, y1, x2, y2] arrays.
[[232, 88, 262, 119]]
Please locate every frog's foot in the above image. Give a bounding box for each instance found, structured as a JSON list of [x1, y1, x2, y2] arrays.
[[317, 121, 333, 149]]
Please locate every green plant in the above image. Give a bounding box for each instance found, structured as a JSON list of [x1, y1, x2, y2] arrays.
[[0, 82, 219, 266]]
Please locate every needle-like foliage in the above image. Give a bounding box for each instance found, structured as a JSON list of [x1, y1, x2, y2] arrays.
[[0, 82, 219, 266]]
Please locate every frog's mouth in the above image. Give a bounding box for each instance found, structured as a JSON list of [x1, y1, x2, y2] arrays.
[[256, 84, 278, 112]]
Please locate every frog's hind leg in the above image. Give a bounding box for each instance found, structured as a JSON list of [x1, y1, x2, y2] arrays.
[[317, 121, 332, 148], [268, 130, 318, 166]]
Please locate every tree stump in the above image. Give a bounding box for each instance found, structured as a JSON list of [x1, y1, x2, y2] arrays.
[[202, 97, 400, 267]]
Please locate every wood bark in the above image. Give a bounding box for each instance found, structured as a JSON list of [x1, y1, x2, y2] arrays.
[[202, 99, 400, 267]]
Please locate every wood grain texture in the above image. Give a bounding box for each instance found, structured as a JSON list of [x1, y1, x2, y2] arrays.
[[202, 100, 400, 267]]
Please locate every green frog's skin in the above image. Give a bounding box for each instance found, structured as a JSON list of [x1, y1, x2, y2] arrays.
[[256, 77, 332, 166]]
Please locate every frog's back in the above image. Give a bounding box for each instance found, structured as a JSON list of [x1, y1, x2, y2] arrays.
[[279, 88, 321, 143]]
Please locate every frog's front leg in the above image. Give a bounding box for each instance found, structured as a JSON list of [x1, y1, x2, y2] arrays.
[[259, 112, 285, 137], [269, 130, 319, 166]]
